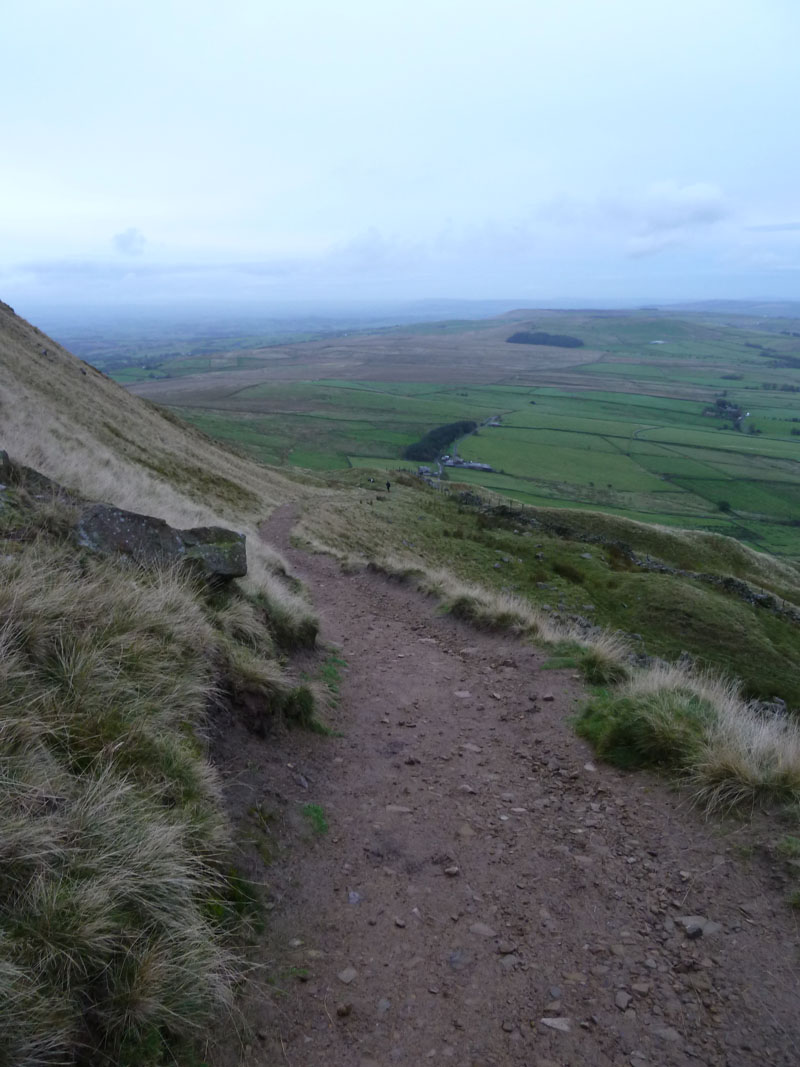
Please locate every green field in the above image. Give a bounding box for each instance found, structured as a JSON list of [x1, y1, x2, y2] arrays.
[[129, 309, 800, 557]]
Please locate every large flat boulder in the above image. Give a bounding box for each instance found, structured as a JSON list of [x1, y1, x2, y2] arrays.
[[75, 503, 247, 579]]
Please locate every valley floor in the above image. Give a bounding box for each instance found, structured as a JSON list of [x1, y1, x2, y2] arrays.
[[216, 506, 800, 1067]]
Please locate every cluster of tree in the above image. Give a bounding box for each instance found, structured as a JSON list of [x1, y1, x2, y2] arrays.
[[704, 397, 747, 431], [762, 382, 800, 392], [506, 331, 584, 348], [403, 420, 478, 461]]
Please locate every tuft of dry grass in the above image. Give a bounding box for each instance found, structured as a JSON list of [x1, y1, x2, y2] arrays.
[[0, 526, 319, 1064], [578, 662, 800, 812], [0, 543, 236, 1063]]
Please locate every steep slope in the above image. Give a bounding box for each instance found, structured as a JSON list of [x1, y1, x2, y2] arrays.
[[0, 300, 305, 529], [0, 303, 323, 1065]]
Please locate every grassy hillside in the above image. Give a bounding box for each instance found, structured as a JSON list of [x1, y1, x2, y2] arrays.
[[4, 299, 800, 1060], [294, 472, 800, 705], [0, 303, 322, 1064]]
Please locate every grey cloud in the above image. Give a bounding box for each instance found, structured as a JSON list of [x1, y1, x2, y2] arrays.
[[638, 182, 730, 234], [112, 227, 146, 256], [537, 182, 732, 259]]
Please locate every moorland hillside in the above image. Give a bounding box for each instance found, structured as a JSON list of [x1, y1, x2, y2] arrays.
[[3, 301, 800, 1065]]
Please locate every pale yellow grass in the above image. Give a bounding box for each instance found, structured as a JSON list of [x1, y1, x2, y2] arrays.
[[624, 664, 800, 808], [0, 301, 318, 632]]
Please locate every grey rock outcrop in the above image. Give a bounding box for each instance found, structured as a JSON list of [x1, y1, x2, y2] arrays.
[[75, 503, 247, 579]]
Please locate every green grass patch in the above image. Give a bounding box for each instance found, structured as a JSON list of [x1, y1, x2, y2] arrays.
[[301, 803, 329, 835], [575, 689, 714, 770]]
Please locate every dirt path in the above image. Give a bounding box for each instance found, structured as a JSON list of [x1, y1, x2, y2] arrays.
[[217, 506, 800, 1067]]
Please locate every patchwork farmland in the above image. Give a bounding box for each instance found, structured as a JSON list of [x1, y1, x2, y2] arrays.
[[128, 309, 800, 557]]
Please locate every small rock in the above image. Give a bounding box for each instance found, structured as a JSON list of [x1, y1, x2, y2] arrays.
[[444, 866, 460, 877], [394, 917, 406, 928], [615, 991, 632, 1011], [500, 954, 520, 971], [386, 804, 413, 814], [540, 1017, 571, 1032], [454, 690, 472, 699], [469, 922, 497, 938], [653, 1025, 682, 1043], [676, 915, 721, 938], [338, 967, 358, 985], [461, 742, 482, 753], [348, 891, 363, 905], [336, 1002, 352, 1017], [502, 1020, 515, 1032], [542, 693, 555, 702], [377, 997, 392, 1015]]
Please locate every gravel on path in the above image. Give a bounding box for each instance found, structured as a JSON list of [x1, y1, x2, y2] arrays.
[[212, 505, 800, 1067]]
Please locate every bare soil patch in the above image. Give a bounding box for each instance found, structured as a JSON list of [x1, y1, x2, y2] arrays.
[[213, 506, 800, 1067]]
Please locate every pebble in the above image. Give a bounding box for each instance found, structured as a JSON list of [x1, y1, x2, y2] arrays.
[[394, 917, 406, 928], [615, 991, 633, 1011], [336, 1002, 352, 1017], [444, 866, 460, 877], [677, 915, 722, 938], [338, 967, 358, 985], [448, 950, 471, 971], [542, 693, 555, 702], [653, 1025, 681, 1043], [540, 1017, 571, 1032], [469, 922, 497, 938]]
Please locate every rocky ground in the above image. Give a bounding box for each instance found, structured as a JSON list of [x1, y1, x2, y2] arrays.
[[212, 506, 800, 1067]]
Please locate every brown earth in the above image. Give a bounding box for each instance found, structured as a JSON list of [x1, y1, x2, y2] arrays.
[[212, 505, 800, 1067], [126, 323, 604, 405]]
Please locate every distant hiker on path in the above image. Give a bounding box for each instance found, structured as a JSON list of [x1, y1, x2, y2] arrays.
[[386, 481, 391, 492]]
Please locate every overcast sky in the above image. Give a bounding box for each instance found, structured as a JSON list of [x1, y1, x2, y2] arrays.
[[2, 0, 799, 313]]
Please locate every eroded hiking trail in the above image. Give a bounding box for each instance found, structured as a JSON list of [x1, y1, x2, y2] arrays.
[[216, 506, 799, 1067]]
